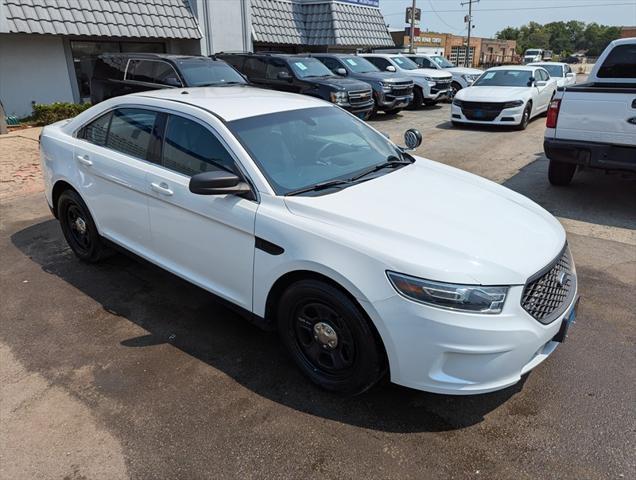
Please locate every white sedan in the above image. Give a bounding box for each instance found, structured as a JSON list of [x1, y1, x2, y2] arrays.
[[528, 62, 577, 88], [451, 65, 557, 129], [39, 86, 577, 395]]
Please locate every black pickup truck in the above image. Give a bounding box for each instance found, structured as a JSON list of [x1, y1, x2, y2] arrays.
[[218, 53, 375, 119]]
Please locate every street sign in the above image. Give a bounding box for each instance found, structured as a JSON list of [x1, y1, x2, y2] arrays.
[[406, 7, 421, 23]]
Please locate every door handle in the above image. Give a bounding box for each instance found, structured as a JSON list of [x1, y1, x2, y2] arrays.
[[77, 154, 92, 166], [150, 181, 174, 196]]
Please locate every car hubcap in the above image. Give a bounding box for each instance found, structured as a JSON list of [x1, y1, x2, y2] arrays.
[[294, 302, 355, 374], [67, 204, 91, 251]]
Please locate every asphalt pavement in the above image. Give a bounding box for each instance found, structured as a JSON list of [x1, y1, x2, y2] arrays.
[[1, 103, 634, 480]]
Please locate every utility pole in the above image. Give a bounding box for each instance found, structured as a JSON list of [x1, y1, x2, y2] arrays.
[[461, 0, 479, 67], [409, 0, 417, 53]]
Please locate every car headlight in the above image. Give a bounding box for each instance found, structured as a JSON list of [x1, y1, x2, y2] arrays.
[[503, 100, 524, 108], [462, 74, 479, 83], [378, 81, 393, 92], [387, 271, 508, 313], [330, 91, 349, 105], [452, 98, 463, 107]]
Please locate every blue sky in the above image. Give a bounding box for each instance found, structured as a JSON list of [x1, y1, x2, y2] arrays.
[[379, 0, 636, 37]]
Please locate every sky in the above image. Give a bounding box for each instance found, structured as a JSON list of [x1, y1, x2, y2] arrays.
[[379, 0, 636, 37]]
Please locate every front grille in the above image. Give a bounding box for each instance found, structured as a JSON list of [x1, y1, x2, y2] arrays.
[[521, 245, 576, 324], [459, 101, 507, 121], [348, 89, 373, 105], [431, 79, 452, 93]]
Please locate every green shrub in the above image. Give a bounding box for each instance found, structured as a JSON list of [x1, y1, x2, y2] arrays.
[[31, 102, 92, 126]]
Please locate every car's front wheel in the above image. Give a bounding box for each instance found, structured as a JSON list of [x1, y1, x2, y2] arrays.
[[516, 103, 532, 130], [277, 279, 385, 395], [58, 189, 107, 263], [548, 159, 577, 185]]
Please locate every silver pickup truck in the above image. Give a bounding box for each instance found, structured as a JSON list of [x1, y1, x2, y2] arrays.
[[543, 37, 636, 185]]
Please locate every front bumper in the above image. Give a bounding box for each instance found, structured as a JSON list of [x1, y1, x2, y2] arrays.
[[544, 137, 636, 172], [425, 89, 450, 101], [375, 90, 414, 110], [451, 103, 524, 125], [364, 284, 577, 395]]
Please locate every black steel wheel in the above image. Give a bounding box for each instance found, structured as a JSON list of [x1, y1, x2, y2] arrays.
[[278, 279, 385, 395], [57, 189, 106, 263]]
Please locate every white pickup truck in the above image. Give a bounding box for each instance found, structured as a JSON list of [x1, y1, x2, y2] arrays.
[[544, 37, 636, 185]]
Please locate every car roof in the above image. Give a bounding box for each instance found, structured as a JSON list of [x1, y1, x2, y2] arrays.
[[98, 53, 207, 61], [485, 65, 541, 72], [130, 86, 328, 122], [528, 62, 566, 66]]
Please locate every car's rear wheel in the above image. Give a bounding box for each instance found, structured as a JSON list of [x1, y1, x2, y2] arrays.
[[58, 189, 106, 263], [277, 279, 384, 395], [548, 160, 577, 186]]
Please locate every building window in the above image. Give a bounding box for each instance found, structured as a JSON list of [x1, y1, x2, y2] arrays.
[[70, 41, 165, 101], [449, 46, 475, 66]]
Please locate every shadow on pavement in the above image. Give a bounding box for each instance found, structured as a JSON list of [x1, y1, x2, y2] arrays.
[[11, 219, 526, 434], [504, 154, 636, 230]]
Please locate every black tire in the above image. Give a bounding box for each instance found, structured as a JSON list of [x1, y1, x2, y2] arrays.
[[516, 103, 531, 130], [383, 108, 402, 115], [57, 189, 106, 263], [277, 279, 384, 395], [450, 82, 462, 100], [407, 87, 423, 109], [548, 160, 577, 186]]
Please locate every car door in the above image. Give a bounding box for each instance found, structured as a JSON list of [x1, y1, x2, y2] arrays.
[[534, 69, 552, 111], [264, 58, 299, 93], [242, 57, 269, 87], [74, 107, 159, 254], [144, 111, 258, 310]]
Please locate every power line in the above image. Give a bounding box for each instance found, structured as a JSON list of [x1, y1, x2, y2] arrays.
[[382, 2, 635, 15]]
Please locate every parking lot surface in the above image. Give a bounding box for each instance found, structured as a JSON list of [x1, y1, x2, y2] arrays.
[[1, 104, 634, 479]]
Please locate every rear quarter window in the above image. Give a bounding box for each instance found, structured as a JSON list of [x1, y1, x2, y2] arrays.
[[597, 44, 636, 78], [93, 57, 125, 80]]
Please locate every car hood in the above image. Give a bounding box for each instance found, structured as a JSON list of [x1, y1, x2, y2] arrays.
[[456, 86, 531, 102], [412, 68, 453, 79], [309, 76, 371, 91], [284, 159, 565, 285], [447, 66, 483, 76], [352, 72, 412, 84]]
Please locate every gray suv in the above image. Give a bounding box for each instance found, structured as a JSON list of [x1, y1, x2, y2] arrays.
[[310, 54, 414, 115]]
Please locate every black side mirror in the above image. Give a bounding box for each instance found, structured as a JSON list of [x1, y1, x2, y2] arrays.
[[189, 170, 251, 196], [403, 129, 422, 150], [527, 76, 535, 87], [277, 71, 292, 82], [164, 76, 182, 87]]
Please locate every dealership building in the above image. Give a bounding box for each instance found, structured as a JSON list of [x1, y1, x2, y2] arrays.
[[0, 0, 393, 117]]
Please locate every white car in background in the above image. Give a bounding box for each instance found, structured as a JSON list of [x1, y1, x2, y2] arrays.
[[528, 62, 577, 88], [451, 66, 557, 129], [404, 53, 482, 97], [39, 86, 577, 396], [360, 53, 452, 106]]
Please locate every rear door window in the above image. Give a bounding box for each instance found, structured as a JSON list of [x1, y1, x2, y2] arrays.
[[596, 44, 636, 78], [106, 108, 159, 160], [243, 57, 268, 78]]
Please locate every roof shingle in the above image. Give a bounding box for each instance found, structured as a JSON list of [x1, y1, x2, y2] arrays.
[[2, 0, 201, 39]]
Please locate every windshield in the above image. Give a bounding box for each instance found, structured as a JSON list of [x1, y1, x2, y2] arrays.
[[177, 58, 247, 86], [525, 50, 541, 56], [431, 56, 455, 68], [228, 107, 404, 195], [538, 64, 563, 77], [341, 56, 379, 74], [391, 56, 419, 70], [473, 69, 533, 87], [289, 58, 334, 78]]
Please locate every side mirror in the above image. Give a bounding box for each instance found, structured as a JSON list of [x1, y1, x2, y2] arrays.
[[336, 67, 347, 76], [189, 170, 251, 196], [386, 65, 397, 72], [527, 76, 535, 87], [164, 76, 182, 87], [566, 72, 575, 78], [277, 71, 292, 82], [403, 129, 422, 151]]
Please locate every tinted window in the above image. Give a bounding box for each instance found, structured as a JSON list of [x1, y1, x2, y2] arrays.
[[597, 44, 636, 78], [80, 112, 112, 146], [243, 57, 267, 78], [126, 59, 181, 86], [176, 58, 246, 86], [162, 115, 235, 176], [93, 57, 125, 80], [538, 64, 563, 77], [266, 58, 292, 80], [316, 57, 342, 72], [106, 108, 159, 160], [365, 57, 390, 70], [411, 56, 434, 68]]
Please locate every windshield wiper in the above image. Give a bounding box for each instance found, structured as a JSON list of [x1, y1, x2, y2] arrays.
[[197, 81, 246, 87], [285, 179, 352, 196], [348, 155, 413, 182]]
